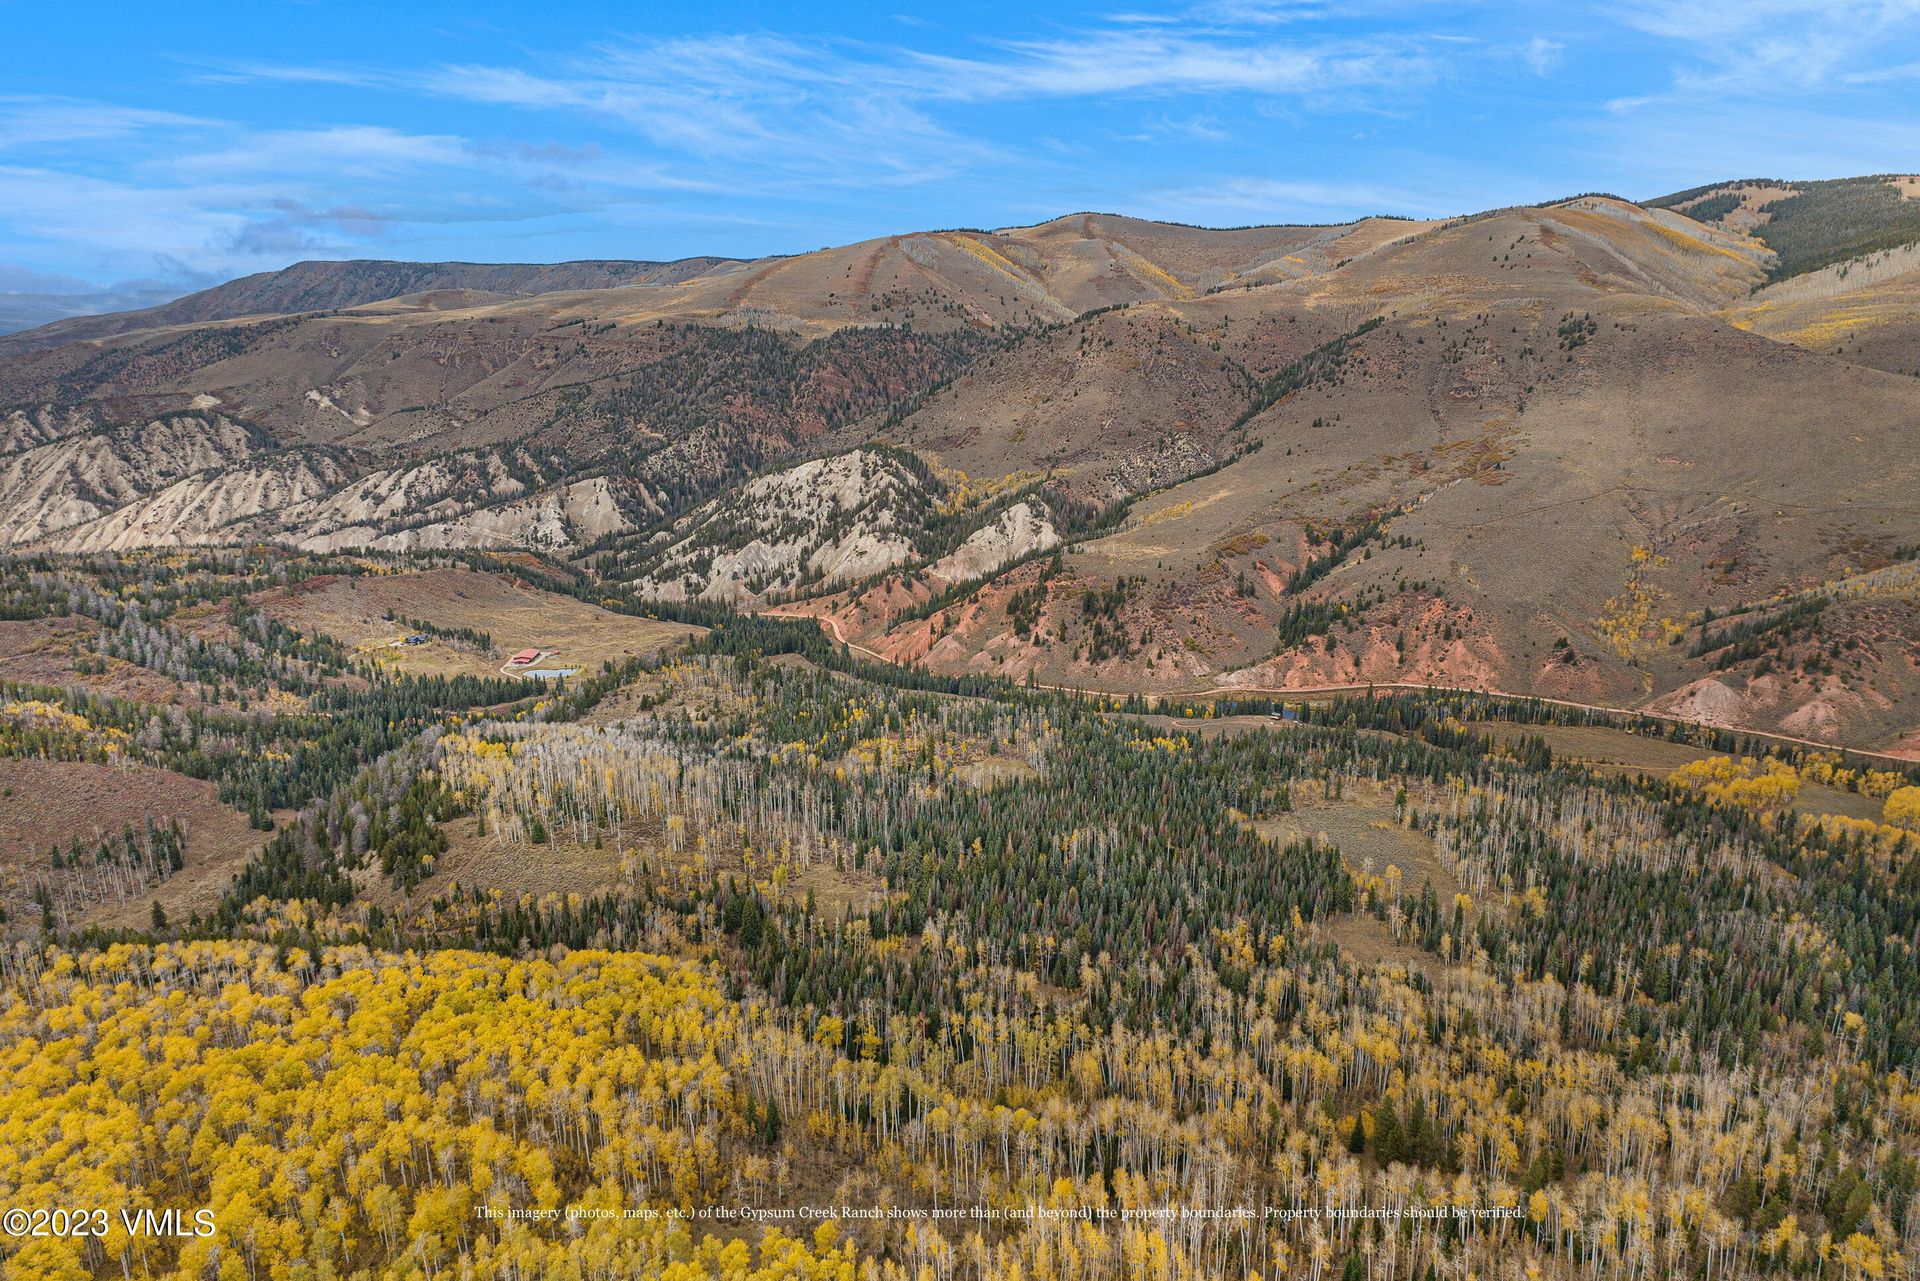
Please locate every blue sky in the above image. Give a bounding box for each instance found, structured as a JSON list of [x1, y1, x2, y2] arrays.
[[4, 0, 1920, 291]]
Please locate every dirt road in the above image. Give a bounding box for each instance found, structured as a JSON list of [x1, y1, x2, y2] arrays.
[[765, 609, 1915, 764]]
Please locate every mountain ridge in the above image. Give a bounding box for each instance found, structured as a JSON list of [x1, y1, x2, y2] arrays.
[[2, 181, 1917, 751], [0, 255, 744, 353], [12, 172, 1919, 353]]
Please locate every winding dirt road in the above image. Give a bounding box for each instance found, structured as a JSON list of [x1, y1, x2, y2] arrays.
[[767, 609, 1917, 764]]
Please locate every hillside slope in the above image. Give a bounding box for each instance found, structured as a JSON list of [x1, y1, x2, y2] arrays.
[[762, 198, 1920, 750], [1720, 242, 1920, 376], [2, 191, 1917, 748], [0, 212, 1428, 561], [1654, 173, 1920, 281]]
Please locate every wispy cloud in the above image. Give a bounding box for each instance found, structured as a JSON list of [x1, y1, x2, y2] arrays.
[[1607, 0, 1920, 94], [224, 200, 398, 256], [1140, 174, 1458, 222], [1843, 57, 1920, 82], [1521, 37, 1565, 76], [222, 23, 1438, 180], [0, 164, 255, 263], [1187, 1, 1334, 25], [1612, 0, 1920, 44], [157, 125, 472, 183], [5, 1, 1919, 285], [1122, 112, 1234, 143], [0, 93, 708, 280], [904, 29, 1434, 99], [0, 97, 212, 148], [1579, 0, 1920, 194]]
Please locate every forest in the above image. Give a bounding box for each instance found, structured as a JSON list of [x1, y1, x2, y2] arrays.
[[1, 555, 1919, 1281]]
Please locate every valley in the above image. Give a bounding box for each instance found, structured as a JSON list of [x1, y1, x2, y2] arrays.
[[4, 173, 1920, 1281]]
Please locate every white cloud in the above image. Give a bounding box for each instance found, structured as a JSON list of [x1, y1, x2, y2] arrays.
[[1606, 0, 1920, 95], [1522, 37, 1565, 75], [1140, 174, 1458, 222], [1842, 57, 1920, 81], [220, 24, 1437, 177], [1187, 0, 1332, 24], [905, 29, 1433, 99], [0, 97, 212, 149], [10, 0, 1919, 284], [0, 101, 710, 280], [1123, 112, 1233, 143], [157, 125, 472, 183], [1612, 0, 1920, 43], [0, 165, 254, 264]]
